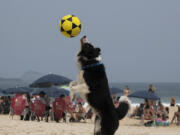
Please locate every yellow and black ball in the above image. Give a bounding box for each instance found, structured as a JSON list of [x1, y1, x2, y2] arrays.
[[59, 15, 82, 38]]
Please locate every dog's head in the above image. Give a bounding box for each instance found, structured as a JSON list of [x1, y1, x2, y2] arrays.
[[77, 36, 101, 64]]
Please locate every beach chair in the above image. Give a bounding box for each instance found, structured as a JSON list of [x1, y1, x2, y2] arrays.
[[65, 96, 75, 113], [52, 98, 66, 122], [64, 96, 77, 122], [11, 95, 26, 115], [30, 99, 46, 121]]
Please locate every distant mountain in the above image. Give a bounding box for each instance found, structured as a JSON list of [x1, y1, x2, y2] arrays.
[[0, 70, 44, 89], [0, 77, 28, 89], [21, 70, 44, 82]]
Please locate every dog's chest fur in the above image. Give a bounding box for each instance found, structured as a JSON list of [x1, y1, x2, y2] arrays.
[[79, 64, 113, 112], [76, 70, 90, 100]]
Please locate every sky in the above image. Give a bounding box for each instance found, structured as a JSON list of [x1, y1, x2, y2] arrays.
[[0, 0, 180, 82]]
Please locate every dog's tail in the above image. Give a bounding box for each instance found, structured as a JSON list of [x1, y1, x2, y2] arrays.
[[115, 96, 131, 120]]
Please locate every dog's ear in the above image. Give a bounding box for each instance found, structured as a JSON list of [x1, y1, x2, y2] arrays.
[[77, 50, 83, 56], [96, 48, 101, 53]]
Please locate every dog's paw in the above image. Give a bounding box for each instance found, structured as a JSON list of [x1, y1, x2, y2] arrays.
[[70, 91, 75, 101], [69, 81, 78, 88]]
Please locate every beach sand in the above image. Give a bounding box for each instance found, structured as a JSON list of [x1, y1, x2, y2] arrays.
[[0, 107, 179, 135]]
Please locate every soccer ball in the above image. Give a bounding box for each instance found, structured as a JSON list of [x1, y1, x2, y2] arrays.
[[59, 15, 82, 38]]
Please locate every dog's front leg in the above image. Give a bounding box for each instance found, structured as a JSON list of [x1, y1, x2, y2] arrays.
[[69, 81, 78, 100], [94, 115, 101, 135], [69, 81, 89, 97], [70, 83, 89, 94]]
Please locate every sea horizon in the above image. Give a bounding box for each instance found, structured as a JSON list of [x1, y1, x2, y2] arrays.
[[110, 82, 180, 106]]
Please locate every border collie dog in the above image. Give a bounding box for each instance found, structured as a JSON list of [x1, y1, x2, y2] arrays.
[[70, 36, 130, 135]]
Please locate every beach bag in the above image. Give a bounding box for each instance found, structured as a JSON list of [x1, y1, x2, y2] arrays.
[[11, 95, 26, 115], [144, 120, 154, 127]]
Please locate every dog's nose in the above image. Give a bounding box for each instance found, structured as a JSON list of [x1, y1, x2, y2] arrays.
[[83, 35, 86, 38]]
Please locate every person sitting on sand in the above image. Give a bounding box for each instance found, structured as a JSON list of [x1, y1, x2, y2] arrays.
[[171, 106, 180, 125], [170, 97, 176, 107], [143, 104, 155, 127], [162, 113, 170, 126], [130, 103, 144, 118], [143, 104, 155, 120], [164, 107, 169, 118], [0, 97, 4, 114], [157, 103, 166, 116], [155, 113, 163, 125], [75, 102, 86, 122]]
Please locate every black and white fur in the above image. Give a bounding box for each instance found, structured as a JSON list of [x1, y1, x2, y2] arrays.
[[70, 36, 130, 135]]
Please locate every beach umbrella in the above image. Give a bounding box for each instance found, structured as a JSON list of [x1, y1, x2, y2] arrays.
[[128, 90, 160, 100], [60, 85, 70, 91], [2, 87, 33, 94], [110, 87, 123, 95], [29, 74, 72, 88], [31, 87, 69, 97]]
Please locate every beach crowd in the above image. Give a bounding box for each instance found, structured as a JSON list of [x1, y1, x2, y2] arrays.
[[1, 91, 93, 123], [0, 84, 180, 127]]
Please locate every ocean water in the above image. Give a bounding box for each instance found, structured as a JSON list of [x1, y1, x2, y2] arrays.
[[110, 82, 180, 106]]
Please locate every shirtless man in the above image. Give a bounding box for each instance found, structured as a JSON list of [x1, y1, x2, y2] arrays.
[[123, 85, 131, 96], [171, 106, 180, 125]]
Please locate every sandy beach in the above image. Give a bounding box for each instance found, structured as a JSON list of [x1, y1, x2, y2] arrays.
[[0, 107, 179, 135]]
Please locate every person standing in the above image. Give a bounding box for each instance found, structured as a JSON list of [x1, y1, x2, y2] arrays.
[[170, 97, 176, 106], [148, 84, 155, 93], [21, 93, 31, 120], [148, 84, 156, 108], [38, 91, 50, 122], [59, 94, 66, 122], [171, 106, 180, 125], [123, 85, 131, 96]]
